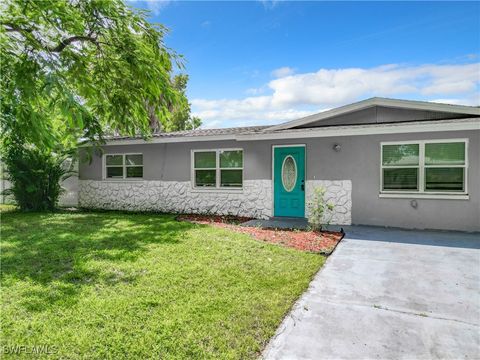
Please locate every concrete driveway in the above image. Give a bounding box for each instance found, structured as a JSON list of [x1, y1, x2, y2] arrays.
[[263, 226, 480, 360]]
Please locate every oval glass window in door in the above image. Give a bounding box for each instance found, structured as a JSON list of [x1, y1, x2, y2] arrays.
[[281, 155, 297, 192]]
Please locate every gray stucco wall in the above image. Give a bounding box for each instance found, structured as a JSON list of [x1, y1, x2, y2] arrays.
[[303, 130, 479, 232], [79, 129, 479, 231]]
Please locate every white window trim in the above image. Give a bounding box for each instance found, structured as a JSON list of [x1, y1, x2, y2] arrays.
[[379, 138, 468, 199], [191, 148, 244, 190], [103, 153, 143, 180]]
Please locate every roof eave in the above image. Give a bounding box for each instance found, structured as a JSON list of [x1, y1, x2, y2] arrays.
[[266, 97, 480, 132], [79, 134, 238, 147], [79, 116, 480, 147], [237, 118, 480, 141]]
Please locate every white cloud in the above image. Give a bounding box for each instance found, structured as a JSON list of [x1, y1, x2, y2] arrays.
[[192, 62, 480, 128], [268, 63, 479, 107], [259, 0, 280, 10], [148, 0, 171, 15], [201, 20, 211, 28], [245, 86, 267, 95], [271, 66, 295, 78], [430, 98, 480, 106], [203, 120, 222, 129], [127, 0, 171, 15]]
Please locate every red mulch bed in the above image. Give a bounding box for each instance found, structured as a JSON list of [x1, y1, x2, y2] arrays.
[[177, 214, 344, 254]]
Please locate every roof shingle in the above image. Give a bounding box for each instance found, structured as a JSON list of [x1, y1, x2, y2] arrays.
[[107, 126, 269, 141]]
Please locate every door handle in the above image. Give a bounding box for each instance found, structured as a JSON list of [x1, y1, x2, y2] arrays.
[[301, 179, 305, 191]]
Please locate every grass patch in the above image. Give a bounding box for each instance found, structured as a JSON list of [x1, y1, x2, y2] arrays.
[[0, 204, 17, 213], [1, 211, 324, 359]]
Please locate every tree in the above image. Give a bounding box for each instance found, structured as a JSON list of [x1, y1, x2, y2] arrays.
[[147, 74, 202, 132], [1, 0, 186, 149], [165, 74, 202, 132], [0, 0, 192, 210]]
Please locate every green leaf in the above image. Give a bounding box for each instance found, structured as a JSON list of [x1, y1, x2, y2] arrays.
[[1, 0, 198, 150]]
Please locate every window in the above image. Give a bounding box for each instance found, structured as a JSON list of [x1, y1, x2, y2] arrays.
[[194, 151, 216, 187], [381, 140, 467, 194], [192, 149, 243, 188], [424, 142, 465, 192], [105, 154, 143, 179], [220, 150, 243, 188], [382, 144, 419, 191], [282, 155, 297, 192]]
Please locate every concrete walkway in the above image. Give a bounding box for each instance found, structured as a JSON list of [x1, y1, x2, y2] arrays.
[[263, 226, 480, 360]]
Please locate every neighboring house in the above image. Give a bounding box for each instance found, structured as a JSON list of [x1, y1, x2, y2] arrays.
[[78, 97, 480, 232]]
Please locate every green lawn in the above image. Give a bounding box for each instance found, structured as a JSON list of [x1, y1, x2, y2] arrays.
[[1, 211, 324, 359]]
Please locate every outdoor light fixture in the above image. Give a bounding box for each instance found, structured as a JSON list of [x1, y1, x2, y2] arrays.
[[333, 143, 341, 152]]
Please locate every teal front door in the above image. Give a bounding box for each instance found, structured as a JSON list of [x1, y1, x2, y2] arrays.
[[274, 146, 305, 217]]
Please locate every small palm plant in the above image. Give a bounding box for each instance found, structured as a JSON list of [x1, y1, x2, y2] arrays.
[[307, 186, 335, 231], [2, 144, 76, 211]]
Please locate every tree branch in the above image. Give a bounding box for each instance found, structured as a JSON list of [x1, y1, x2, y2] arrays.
[[2, 23, 100, 52], [50, 35, 99, 52], [2, 23, 34, 33]]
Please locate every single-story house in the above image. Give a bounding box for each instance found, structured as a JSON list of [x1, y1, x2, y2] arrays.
[[79, 97, 480, 232]]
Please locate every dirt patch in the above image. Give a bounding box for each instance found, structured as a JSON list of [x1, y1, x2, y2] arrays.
[[177, 214, 344, 254]]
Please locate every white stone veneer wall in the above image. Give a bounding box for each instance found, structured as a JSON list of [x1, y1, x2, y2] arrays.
[[79, 180, 272, 219], [79, 179, 351, 223], [305, 180, 352, 225]]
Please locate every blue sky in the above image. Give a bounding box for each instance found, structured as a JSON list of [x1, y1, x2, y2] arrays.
[[129, 1, 480, 128]]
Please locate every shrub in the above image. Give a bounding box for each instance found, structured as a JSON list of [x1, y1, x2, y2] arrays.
[[2, 145, 75, 211], [307, 186, 335, 231]]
